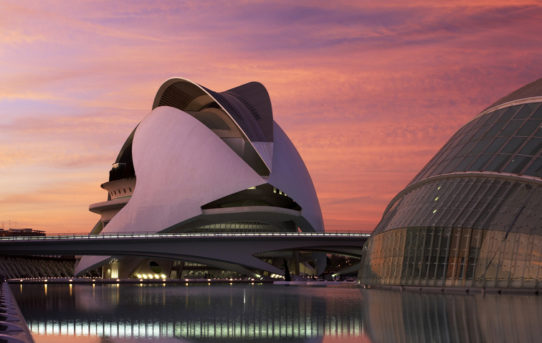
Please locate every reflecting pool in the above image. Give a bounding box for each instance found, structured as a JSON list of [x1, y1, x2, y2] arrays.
[[11, 283, 542, 343]]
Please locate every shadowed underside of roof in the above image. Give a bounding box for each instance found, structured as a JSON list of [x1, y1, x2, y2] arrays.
[[153, 78, 273, 142]]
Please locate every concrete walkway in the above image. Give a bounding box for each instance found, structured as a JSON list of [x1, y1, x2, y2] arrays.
[[0, 281, 34, 343]]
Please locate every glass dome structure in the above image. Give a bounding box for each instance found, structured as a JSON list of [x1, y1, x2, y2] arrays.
[[360, 78, 542, 289]]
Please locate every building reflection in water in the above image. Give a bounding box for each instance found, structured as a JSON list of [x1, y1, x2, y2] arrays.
[[15, 284, 362, 342], [363, 289, 542, 343], [12, 284, 542, 342]]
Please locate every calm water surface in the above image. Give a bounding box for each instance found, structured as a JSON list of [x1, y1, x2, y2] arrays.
[[11, 283, 542, 343]]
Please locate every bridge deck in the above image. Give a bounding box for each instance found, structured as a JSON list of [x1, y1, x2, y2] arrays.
[[0, 232, 370, 242], [0, 232, 370, 276]]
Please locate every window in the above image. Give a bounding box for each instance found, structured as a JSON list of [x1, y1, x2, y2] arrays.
[[517, 120, 542, 136], [514, 103, 536, 119], [503, 156, 531, 174], [501, 137, 524, 154], [519, 138, 542, 155], [485, 154, 510, 171]]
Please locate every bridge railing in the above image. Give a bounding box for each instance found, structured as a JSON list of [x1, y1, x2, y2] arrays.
[[0, 231, 371, 241]]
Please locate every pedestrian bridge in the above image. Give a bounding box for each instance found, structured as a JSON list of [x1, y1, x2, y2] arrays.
[[0, 232, 369, 276]]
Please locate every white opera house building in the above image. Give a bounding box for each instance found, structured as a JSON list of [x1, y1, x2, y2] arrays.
[[76, 78, 324, 279]]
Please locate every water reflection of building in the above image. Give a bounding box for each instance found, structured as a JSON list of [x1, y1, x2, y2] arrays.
[[27, 319, 340, 341], [360, 78, 542, 290], [16, 284, 542, 342], [363, 289, 542, 343], [15, 284, 363, 342]]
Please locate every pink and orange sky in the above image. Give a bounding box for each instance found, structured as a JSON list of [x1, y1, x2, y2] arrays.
[[1, 1, 542, 234]]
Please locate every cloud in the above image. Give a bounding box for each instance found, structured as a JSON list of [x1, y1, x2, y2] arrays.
[[1, 1, 542, 233], [0, 179, 105, 233]]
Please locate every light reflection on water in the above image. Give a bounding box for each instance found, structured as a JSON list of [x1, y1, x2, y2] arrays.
[[11, 283, 542, 343]]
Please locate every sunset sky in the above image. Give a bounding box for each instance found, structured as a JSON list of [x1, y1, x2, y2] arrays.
[[1, 1, 542, 233]]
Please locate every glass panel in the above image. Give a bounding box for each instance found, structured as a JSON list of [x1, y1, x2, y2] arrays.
[[437, 229, 450, 282], [458, 140, 477, 157], [464, 180, 493, 227], [510, 184, 537, 235], [515, 233, 531, 286], [473, 181, 505, 227], [484, 121, 506, 140], [532, 104, 542, 119], [433, 159, 455, 176], [484, 136, 507, 155], [459, 229, 472, 282], [495, 180, 511, 197], [413, 164, 433, 184], [485, 154, 511, 172], [455, 155, 477, 171], [421, 160, 443, 180], [503, 155, 531, 174], [497, 234, 515, 285], [487, 183, 522, 232], [501, 137, 525, 154], [519, 137, 542, 155], [528, 236, 542, 283], [514, 103, 536, 119], [524, 158, 542, 178], [470, 138, 491, 155], [480, 109, 507, 139], [452, 136, 468, 153], [500, 120, 525, 137], [420, 228, 431, 281], [467, 229, 483, 281], [436, 180, 466, 226], [516, 119, 542, 137], [427, 229, 438, 280], [501, 106, 520, 122], [468, 126, 486, 142], [446, 228, 463, 281], [450, 180, 479, 227], [469, 154, 492, 171], [489, 107, 506, 119], [475, 230, 493, 284], [414, 133, 464, 181]]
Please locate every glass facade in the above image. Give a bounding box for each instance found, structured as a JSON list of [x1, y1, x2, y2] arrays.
[[363, 289, 542, 343], [375, 176, 542, 236], [411, 102, 542, 183], [360, 91, 542, 289], [361, 227, 542, 288]]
